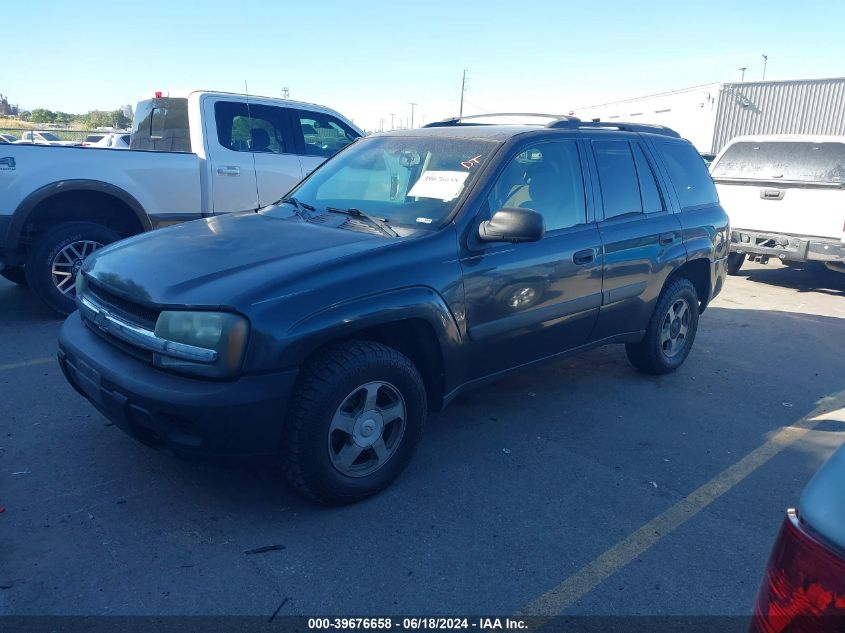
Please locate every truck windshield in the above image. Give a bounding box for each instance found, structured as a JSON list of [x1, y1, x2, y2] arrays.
[[712, 141, 845, 184], [39, 132, 61, 141], [284, 135, 500, 229]]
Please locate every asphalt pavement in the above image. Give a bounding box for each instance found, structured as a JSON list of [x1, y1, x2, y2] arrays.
[[1, 261, 843, 617]]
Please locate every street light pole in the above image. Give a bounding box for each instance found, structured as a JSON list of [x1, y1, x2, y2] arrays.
[[389, 113, 395, 130], [762, 54, 768, 81], [459, 69, 467, 118], [738, 67, 747, 82], [409, 102, 417, 129]]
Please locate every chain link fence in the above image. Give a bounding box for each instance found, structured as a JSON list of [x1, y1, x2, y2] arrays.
[[0, 127, 129, 145]]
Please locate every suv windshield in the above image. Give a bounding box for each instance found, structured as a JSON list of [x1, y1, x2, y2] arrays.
[[712, 141, 845, 184], [284, 135, 500, 229]]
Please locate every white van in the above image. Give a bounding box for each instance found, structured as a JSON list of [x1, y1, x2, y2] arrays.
[[711, 135, 845, 275]]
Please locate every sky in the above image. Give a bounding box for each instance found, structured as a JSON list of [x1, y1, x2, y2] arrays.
[[3, 0, 845, 131]]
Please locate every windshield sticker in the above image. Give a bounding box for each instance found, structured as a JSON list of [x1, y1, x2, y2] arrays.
[[415, 217, 433, 224], [408, 171, 470, 201], [461, 155, 483, 169]]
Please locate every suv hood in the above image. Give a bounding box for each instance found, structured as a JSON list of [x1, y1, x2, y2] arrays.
[[84, 211, 390, 307]]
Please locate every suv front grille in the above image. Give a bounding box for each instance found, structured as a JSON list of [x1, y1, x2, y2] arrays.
[[86, 281, 161, 330]]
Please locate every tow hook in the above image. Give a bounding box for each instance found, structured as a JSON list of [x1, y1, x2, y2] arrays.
[[750, 255, 770, 264]]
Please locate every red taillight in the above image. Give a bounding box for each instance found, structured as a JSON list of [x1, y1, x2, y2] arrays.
[[751, 509, 845, 633], [155, 91, 162, 98]]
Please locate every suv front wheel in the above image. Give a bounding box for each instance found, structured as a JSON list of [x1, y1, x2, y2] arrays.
[[281, 340, 427, 505], [625, 277, 700, 375]]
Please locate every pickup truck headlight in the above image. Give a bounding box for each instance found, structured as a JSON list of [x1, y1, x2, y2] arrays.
[[153, 311, 249, 378]]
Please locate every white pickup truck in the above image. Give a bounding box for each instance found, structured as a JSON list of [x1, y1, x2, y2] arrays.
[[712, 135, 845, 276], [0, 90, 362, 313]]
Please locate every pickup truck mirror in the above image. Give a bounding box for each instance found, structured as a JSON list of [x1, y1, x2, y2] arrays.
[[478, 208, 545, 243]]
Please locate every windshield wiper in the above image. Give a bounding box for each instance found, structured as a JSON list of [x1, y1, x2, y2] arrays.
[[325, 207, 398, 237], [279, 197, 316, 219]]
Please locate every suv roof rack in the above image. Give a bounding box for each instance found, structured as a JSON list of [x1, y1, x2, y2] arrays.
[[423, 113, 681, 138], [424, 113, 581, 127], [547, 119, 681, 138]]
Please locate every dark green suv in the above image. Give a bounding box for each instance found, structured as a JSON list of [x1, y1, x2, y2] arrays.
[[58, 115, 729, 504]]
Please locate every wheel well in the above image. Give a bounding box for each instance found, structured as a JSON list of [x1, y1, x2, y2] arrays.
[[670, 258, 711, 312], [20, 190, 145, 249], [308, 319, 446, 411]]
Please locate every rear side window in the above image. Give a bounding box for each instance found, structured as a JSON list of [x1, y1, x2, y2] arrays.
[[711, 141, 845, 183], [632, 144, 665, 214], [656, 141, 718, 209], [214, 101, 290, 154], [593, 140, 642, 219], [295, 110, 359, 157], [131, 98, 191, 152]]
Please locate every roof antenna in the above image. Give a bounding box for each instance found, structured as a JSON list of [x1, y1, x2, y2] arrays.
[[244, 80, 260, 210]]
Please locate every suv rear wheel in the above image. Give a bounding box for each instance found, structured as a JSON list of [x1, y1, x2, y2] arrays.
[[625, 277, 700, 375], [281, 340, 427, 505], [26, 222, 119, 315]]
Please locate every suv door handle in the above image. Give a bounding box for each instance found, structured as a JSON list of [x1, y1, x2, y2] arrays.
[[573, 248, 597, 265], [216, 166, 240, 176], [659, 232, 677, 245]]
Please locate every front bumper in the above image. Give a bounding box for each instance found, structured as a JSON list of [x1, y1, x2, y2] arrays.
[[731, 229, 845, 263], [58, 312, 298, 460]]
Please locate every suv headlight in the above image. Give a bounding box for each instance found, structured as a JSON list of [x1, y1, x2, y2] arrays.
[[153, 311, 249, 378]]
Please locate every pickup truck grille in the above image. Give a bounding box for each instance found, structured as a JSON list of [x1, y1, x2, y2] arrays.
[[86, 281, 161, 331]]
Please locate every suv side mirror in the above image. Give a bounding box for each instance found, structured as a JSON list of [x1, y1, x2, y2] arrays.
[[478, 208, 545, 243]]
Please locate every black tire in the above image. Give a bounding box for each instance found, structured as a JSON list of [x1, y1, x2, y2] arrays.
[[1, 266, 28, 287], [625, 277, 700, 375], [282, 340, 427, 505], [26, 222, 120, 316], [726, 252, 745, 276]]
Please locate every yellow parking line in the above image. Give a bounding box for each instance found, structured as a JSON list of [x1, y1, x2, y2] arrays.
[[0, 357, 55, 372], [521, 391, 845, 617]]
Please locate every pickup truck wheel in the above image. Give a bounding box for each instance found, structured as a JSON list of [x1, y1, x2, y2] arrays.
[[625, 277, 699, 375], [1, 266, 28, 287], [726, 253, 745, 275], [26, 222, 119, 315], [282, 340, 427, 505]]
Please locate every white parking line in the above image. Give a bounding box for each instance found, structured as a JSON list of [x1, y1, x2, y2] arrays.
[[0, 357, 55, 371]]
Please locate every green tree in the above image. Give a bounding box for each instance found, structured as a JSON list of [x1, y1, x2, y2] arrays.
[[30, 108, 57, 123]]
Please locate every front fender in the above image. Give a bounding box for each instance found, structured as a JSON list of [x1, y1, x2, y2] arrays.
[[248, 285, 463, 379]]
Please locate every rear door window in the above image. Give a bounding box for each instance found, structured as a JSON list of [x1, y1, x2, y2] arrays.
[[656, 140, 718, 210], [711, 141, 845, 184], [214, 101, 290, 154], [592, 140, 643, 219], [294, 110, 359, 157]]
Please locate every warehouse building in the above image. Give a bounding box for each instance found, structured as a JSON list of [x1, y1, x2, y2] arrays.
[[572, 77, 845, 154]]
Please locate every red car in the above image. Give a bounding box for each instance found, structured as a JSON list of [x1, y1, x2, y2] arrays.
[[752, 443, 845, 632]]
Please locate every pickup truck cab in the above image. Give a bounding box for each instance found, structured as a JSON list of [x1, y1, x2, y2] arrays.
[[58, 115, 729, 504], [712, 135, 845, 275], [0, 90, 362, 313]]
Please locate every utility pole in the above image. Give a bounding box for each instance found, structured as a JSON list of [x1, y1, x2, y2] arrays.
[[738, 67, 747, 82], [762, 54, 768, 81], [409, 102, 417, 128], [379, 117, 385, 132], [281, 86, 290, 99], [459, 69, 468, 118], [389, 113, 395, 130]]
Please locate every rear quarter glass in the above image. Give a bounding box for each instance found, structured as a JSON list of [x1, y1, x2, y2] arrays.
[[657, 140, 719, 209]]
